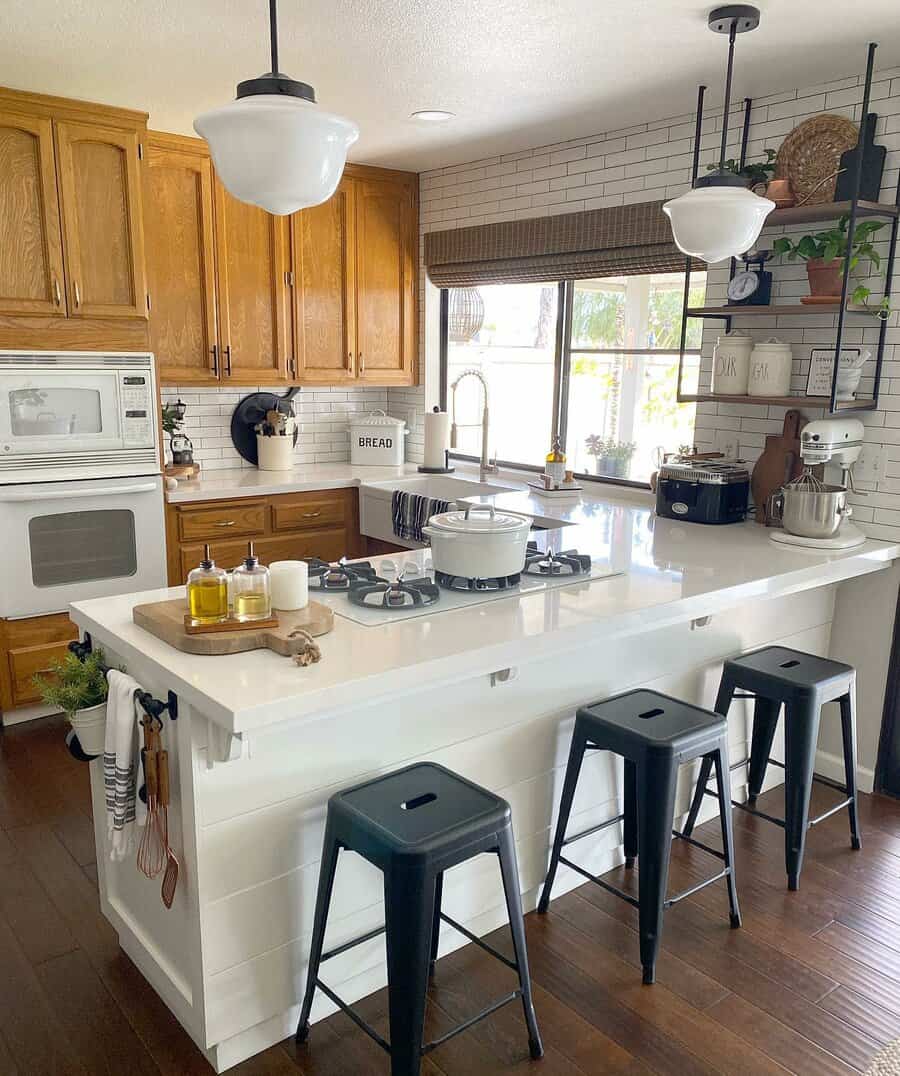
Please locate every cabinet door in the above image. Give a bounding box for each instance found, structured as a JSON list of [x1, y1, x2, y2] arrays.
[[292, 177, 357, 383], [145, 142, 219, 382], [0, 111, 66, 316], [213, 180, 291, 384], [354, 174, 417, 385], [55, 120, 148, 319]]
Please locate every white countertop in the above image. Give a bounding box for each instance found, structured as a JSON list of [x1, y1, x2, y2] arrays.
[[165, 463, 424, 502], [71, 481, 900, 735]]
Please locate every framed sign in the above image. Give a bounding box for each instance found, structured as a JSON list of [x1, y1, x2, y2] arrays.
[[806, 347, 862, 397]]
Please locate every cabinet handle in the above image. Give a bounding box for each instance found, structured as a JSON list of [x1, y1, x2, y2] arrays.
[[358, 352, 365, 373], [224, 345, 233, 375], [301, 510, 322, 519], [73, 281, 81, 307], [53, 279, 62, 306], [211, 344, 219, 376], [214, 520, 236, 527]]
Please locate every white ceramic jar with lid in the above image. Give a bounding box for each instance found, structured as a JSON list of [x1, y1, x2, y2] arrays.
[[711, 331, 753, 394], [349, 410, 408, 466], [747, 337, 793, 397]]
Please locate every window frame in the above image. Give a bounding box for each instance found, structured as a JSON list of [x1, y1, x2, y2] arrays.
[[438, 275, 702, 490]]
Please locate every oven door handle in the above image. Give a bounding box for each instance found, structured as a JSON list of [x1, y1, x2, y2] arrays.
[[0, 482, 159, 502]]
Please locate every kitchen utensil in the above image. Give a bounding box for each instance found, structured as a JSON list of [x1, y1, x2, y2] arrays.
[[422, 504, 531, 580], [750, 409, 806, 524], [769, 479, 852, 539], [775, 114, 858, 205], [133, 598, 333, 656], [158, 748, 179, 909], [230, 388, 300, 465], [137, 719, 166, 879]]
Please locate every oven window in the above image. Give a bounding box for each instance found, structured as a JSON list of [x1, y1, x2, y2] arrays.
[[29, 510, 137, 587], [9, 387, 103, 437]]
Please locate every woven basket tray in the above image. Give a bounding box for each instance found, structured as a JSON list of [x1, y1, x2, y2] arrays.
[[775, 114, 858, 205]]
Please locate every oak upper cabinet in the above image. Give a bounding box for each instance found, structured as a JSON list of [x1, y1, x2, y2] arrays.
[[214, 179, 293, 384], [144, 136, 218, 382], [354, 172, 417, 385], [291, 176, 357, 383], [0, 110, 66, 316], [54, 120, 148, 319]]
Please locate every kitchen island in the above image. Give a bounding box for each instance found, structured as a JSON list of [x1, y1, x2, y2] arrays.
[[70, 493, 900, 1073]]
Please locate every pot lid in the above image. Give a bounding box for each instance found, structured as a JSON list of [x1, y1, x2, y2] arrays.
[[351, 409, 407, 427], [428, 504, 531, 534]]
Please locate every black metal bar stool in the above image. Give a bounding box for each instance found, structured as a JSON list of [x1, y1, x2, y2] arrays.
[[295, 762, 543, 1075], [683, 645, 860, 891], [538, 689, 741, 985]]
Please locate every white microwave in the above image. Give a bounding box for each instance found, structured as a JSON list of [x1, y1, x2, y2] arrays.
[[0, 351, 160, 483]]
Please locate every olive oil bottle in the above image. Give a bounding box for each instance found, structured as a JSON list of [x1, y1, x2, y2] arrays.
[[231, 542, 272, 622], [545, 435, 566, 487], [186, 544, 228, 624]]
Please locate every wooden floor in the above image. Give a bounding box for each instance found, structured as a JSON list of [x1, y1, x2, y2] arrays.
[[2, 714, 900, 1074]]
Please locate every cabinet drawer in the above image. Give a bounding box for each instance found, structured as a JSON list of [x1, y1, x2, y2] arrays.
[[272, 495, 347, 533], [9, 641, 75, 706], [179, 529, 348, 581], [177, 501, 267, 542]]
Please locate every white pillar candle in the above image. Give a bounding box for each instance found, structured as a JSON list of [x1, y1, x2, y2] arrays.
[[269, 560, 309, 611]]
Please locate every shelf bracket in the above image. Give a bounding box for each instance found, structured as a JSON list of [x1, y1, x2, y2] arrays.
[[206, 721, 245, 768]]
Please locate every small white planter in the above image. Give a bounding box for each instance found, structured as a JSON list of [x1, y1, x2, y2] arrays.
[[69, 701, 107, 757]]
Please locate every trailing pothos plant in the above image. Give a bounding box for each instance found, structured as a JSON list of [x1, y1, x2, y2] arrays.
[[707, 148, 776, 188], [773, 214, 890, 317]]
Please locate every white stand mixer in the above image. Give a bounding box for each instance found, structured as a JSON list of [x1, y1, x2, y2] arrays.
[[769, 417, 866, 550]]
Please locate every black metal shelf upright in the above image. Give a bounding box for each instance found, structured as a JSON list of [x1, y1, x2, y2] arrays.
[[675, 41, 900, 415]]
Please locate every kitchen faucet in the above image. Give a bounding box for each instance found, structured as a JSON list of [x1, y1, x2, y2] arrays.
[[450, 368, 498, 479]]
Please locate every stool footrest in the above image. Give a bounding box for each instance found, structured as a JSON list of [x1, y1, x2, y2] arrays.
[[808, 797, 853, 827], [440, 912, 519, 973], [315, 979, 391, 1054], [732, 799, 786, 827], [558, 855, 640, 908], [664, 868, 730, 909], [562, 813, 625, 848], [673, 829, 726, 860], [320, 924, 386, 963], [812, 772, 849, 794], [422, 990, 521, 1054]]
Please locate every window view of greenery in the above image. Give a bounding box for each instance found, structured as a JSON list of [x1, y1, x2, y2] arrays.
[[565, 272, 706, 483], [445, 282, 558, 466], [442, 270, 705, 483]]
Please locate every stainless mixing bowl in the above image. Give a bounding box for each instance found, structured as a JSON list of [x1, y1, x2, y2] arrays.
[[775, 483, 852, 539]]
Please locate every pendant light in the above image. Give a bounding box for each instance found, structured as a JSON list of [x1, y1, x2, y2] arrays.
[[664, 5, 774, 264], [194, 0, 359, 216]]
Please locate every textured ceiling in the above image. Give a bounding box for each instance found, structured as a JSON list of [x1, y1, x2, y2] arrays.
[[3, 1, 900, 171]]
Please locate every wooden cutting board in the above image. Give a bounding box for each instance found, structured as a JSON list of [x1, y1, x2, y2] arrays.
[[133, 599, 334, 656], [750, 409, 807, 524]]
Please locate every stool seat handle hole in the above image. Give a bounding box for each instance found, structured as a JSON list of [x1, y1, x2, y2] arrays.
[[401, 792, 437, 811], [639, 707, 665, 720], [779, 660, 800, 668]]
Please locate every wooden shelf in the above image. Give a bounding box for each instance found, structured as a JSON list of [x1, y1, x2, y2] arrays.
[[679, 393, 876, 411], [685, 303, 876, 318], [764, 199, 898, 227]]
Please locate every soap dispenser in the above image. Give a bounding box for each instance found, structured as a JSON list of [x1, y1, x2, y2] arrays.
[[186, 544, 228, 624], [231, 542, 272, 622]]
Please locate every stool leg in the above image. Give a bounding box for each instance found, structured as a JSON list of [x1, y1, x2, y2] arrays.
[[384, 864, 434, 1076], [538, 724, 588, 914], [498, 826, 544, 1060], [637, 755, 678, 985], [429, 872, 444, 975], [840, 682, 862, 851], [623, 759, 638, 869], [783, 698, 821, 891], [747, 697, 781, 803], [713, 745, 741, 928], [683, 671, 736, 836], [296, 817, 341, 1043]]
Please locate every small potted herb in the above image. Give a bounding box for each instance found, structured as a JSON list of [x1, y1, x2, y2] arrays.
[[773, 214, 890, 317], [585, 435, 637, 479], [706, 149, 777, 193], [34, 649, 109, 756]]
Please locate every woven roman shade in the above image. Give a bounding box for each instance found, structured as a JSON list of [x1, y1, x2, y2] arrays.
[[425, 200, 697, 287]]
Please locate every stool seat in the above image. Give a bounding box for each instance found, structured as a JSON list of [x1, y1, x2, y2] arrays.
[[724, 646, 854, 701], [336, 762, 509, 858], [578, 689, 726, 758]]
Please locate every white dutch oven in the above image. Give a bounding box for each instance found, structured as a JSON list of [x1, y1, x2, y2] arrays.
[[422, 504, 531, 579]]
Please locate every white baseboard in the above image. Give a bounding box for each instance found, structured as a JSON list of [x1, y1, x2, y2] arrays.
[[1, 702, 60, 727], [815, 748, 874, 794]]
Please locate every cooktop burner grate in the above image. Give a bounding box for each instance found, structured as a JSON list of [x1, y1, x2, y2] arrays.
[[307, 558, 382, 591], [522, 547, 591, 577], [348, 577, 441, 610], [434, 569, 521, 592]]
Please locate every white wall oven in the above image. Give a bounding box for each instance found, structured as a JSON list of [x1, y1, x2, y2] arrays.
[[0, 352, 166, 618]]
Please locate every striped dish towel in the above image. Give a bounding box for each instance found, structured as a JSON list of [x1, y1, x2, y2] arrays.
[[104, 669, 146, 862], [391, 490, 452, 544]]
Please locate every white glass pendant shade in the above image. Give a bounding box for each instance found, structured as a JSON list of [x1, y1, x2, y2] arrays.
[[194, 96, 358, 216], [663, 185, 774, 264]]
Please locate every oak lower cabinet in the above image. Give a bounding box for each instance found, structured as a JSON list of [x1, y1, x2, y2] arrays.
[[0, 613, 78, 715], [166, 489, 363, 585]]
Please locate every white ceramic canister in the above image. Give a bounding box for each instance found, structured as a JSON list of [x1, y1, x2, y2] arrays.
[[711, 331, 753, 394], [747, 337, 793, 397]]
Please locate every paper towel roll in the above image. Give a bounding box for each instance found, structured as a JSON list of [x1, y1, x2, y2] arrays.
[[423, 409, 451, 469]]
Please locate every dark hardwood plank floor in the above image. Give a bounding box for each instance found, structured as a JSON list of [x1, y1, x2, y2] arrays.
[[1, 712, 899, 1074]]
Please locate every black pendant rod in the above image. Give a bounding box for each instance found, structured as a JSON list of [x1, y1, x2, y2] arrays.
[[718, 19, 738, 171], [269, 0, 280, 74]]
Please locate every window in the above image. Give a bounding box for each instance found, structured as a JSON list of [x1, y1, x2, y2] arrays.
[[440, 270, 706, 484]]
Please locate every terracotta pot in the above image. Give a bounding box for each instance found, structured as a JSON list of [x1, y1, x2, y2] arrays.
[[806, 257, 843, 300]]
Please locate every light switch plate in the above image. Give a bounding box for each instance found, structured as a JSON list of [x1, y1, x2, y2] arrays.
[[854, 443, 888, 484], [714, 429, 740, 460]]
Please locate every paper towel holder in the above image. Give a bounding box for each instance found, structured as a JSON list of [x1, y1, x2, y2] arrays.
[[418, 448, 455, 474]]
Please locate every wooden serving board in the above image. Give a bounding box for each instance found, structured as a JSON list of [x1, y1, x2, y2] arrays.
[[134, 599, 333, 656], [751, 409, 806, 525]]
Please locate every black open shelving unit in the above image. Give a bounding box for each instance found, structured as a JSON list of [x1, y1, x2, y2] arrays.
[[675, 42, 900, 415]]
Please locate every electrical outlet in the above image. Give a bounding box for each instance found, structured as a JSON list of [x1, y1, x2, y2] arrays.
[[714, 429, 740, 460], [854, 443, 888, 484]]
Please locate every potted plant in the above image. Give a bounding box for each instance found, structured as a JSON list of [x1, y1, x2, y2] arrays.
[[706, 149, 776, 193], [34, 648, 110, 756], [773, 215, 890, 316], [585, 435, 636, 479]]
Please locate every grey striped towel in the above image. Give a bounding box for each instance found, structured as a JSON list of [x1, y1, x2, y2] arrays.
[[104, 669, 147, 862], [391, 490, 452, 544]]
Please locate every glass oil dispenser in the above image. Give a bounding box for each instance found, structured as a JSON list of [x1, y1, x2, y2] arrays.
[[232, 541, 272, 621], [186, 544, 228, 624]]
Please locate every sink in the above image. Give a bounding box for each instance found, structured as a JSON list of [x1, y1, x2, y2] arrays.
[[365, 476, 516, 501]]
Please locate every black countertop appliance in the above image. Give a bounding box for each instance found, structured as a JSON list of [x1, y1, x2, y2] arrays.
[[656, 459, 750, 525]]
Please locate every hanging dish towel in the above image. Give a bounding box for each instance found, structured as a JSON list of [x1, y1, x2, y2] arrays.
[[104, 669, 146, 862], [391, 490, 452, 544]]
